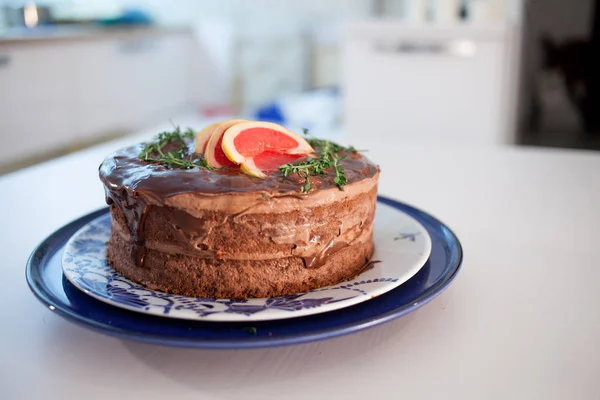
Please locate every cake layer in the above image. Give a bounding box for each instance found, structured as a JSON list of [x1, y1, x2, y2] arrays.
[[108, 184, 376, 264], [107, 221, 374, 298]]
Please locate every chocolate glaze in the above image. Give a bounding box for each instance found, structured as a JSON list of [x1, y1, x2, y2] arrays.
[[100, 140, 378, 197], [99, 139, 379, 268]]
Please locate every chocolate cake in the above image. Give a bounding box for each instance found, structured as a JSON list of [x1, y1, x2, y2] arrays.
[[99, 130, 380, 299]]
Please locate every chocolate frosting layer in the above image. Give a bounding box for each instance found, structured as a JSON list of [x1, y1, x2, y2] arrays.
[[99, 140, 379, 197]]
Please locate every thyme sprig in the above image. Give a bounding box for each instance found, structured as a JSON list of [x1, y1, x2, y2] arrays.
[[138, 126, 212, 170], [279, 130, 356, 193]]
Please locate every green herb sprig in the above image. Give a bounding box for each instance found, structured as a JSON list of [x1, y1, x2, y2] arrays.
[[138, 127, 212, 170], [279, 130, 357, 193]]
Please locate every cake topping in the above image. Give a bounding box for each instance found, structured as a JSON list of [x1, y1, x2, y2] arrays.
[[128, 121, 374, 194], [238, 152, 306, 178], [193, 122, 220, 154], [138, 126, 212, 170], [279, 135, 357, 192], [221, 121, 314, 178], [204, 119, 247, 168]]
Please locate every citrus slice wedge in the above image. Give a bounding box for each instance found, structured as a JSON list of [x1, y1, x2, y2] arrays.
[[194, 122, 220, 154], [240, 151, 307, 178], [222, 121, 313, 165], [204, 119, 248, 168]]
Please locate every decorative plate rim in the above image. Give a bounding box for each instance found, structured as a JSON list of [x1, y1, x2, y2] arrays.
[[60, 202, 432, 322]]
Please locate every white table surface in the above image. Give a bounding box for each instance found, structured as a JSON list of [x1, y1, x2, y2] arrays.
[[2, 117, 600, 400]]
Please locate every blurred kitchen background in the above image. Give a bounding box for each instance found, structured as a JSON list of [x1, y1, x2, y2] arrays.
[[1, 0, 599, 174]]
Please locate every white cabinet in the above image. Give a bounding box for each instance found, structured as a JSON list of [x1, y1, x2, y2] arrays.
[[0, 42, 75, 161], [70, 39, 130, 137], [342, 22, 522, 146], [70, 34, 190, 138], [0, 29, 195, 167]]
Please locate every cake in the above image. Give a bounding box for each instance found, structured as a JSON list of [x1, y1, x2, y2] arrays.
[[99, 121, 380, 298]]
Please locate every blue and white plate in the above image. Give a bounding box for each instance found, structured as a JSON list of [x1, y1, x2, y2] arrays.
[[26, 197, 462, 348], [61, 201, 432, 322]]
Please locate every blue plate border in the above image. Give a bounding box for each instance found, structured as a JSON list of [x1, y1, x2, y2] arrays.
[[26, 196, 463, 349]]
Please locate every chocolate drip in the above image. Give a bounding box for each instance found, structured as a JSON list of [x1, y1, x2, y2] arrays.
[[104, 187, 150, 267]]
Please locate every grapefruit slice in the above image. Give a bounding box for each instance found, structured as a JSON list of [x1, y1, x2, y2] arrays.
[[194, 122, 220, 154], [222, 121, 313, 167], [240, 152, 307, 178], [204, 119, 248, 168]]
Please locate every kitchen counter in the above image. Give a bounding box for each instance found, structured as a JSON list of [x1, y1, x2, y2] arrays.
[[1, 116, 600, 399]]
